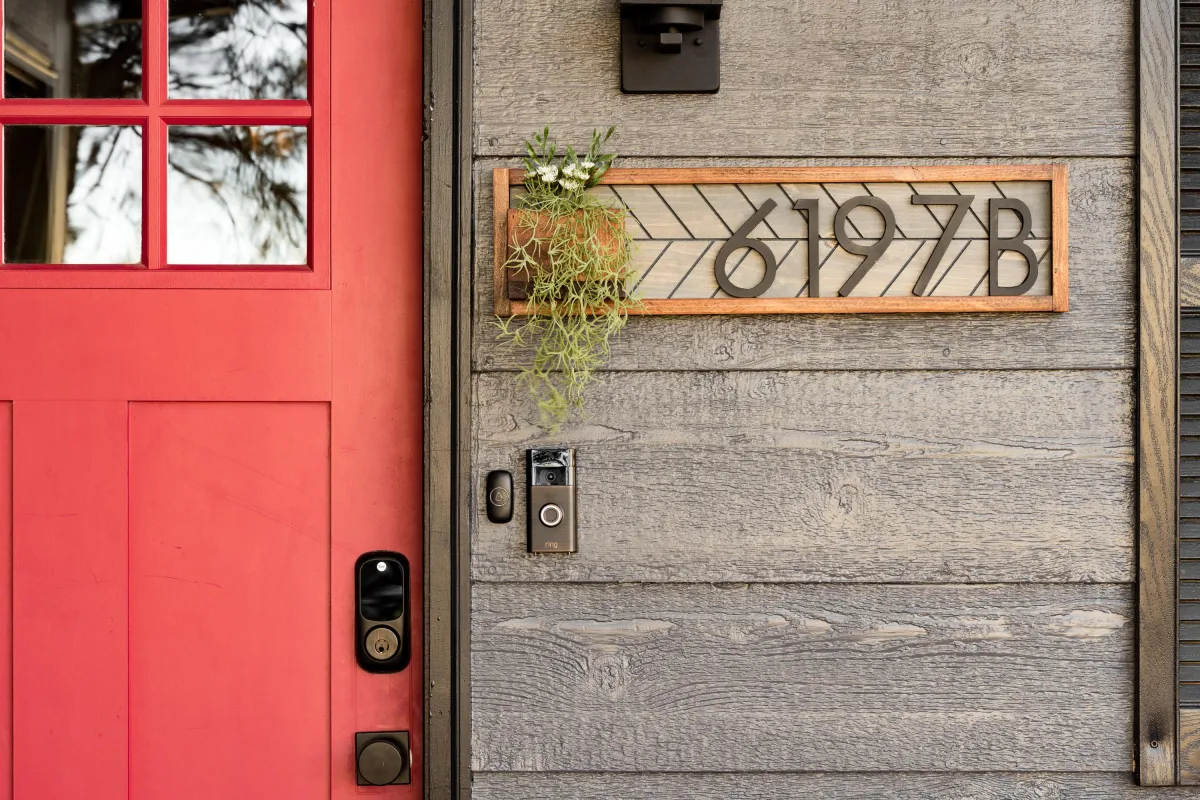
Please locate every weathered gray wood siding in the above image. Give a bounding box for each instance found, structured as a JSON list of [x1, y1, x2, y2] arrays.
[[470, 0, 1138, 796]]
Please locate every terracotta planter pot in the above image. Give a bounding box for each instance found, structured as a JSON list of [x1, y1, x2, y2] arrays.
[[506, 208, 628, 301]]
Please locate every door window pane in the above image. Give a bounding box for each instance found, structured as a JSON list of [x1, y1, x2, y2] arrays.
[[4, 0, 143, 99], [4, 125, 143, 264], [167, 125, 307, 265], [168, 0, 307, 100]]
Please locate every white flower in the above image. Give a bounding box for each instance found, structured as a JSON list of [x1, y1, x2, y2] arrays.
[[562, 163, 586, 180], [535, 165, 559, 183], [579, 160, 596, 170], [559, 178, 583, 191]]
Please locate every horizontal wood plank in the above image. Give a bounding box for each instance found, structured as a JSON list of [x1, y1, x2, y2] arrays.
[[475, 0, 1133, 157], [472, 369, 1132, 583], [473, 772, 1181, 799], [471, 583, 1132, 772], [475, 158, 1132, 371]]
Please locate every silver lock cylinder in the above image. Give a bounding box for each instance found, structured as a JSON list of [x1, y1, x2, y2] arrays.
[[365, 626, 399, 661]]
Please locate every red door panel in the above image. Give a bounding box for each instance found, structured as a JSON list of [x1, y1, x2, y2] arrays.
[[13, 402, 128, 799], [0, 0, 424, 796], [130, 403, 331, 798], [0, 291, 332, 402]]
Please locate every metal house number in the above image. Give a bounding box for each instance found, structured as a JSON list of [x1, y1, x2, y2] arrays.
[[714, 195, 1040, 300]]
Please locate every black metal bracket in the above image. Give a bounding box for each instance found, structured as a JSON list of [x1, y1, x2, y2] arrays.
[[619, 0, 722, 93]]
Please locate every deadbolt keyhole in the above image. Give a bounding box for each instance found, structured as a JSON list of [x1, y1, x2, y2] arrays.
[[365, 626, 399, 661]]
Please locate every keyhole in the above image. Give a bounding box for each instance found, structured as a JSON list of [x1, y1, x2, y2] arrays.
[[375, 639, 389, 654]]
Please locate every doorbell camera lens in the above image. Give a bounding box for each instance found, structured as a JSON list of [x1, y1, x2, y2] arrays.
[[545, 471, 558, 484]]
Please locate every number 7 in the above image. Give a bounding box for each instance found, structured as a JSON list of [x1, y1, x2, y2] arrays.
[[910, 194, 975, 296]]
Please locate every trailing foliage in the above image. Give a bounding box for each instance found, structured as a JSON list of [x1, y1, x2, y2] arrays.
[[497, 127, 639, 427]]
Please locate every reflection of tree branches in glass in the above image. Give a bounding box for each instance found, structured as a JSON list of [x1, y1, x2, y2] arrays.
[[56, 1, 308, 263], [169, 0, 307, 100], [170, 125, 308, 262], [63, 125, 142, 264], [71, 0, 144, 98]]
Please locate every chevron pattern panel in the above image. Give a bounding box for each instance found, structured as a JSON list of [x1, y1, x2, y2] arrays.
[[494, 166, 1068, 316]]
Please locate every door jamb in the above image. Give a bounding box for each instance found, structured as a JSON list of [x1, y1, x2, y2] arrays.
[[1137, 0, 1179, 785], [425, 0, 472, 797]]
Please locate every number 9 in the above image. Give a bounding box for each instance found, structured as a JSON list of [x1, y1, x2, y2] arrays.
[[834, 196, 896, 297]]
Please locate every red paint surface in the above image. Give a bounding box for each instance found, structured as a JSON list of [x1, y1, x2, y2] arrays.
[[0, 0, 425, 796], [0, 405, 11, 800], [13, 403, 129, 799], [330, 2, 427, 794], [129, 403, 331, 798]]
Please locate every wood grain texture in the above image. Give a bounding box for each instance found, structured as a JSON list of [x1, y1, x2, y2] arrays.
[[1052, 162, 1071, 312], [1137, 0, 1179, 784], [472, 369, 1132, 584], [475, 0, 1133, 157], [455, 9, 476, 797], [471, 583, 1133, 772], [1180, 709, 1200, 784], [492, 168, 512, 317], [1182, 257, 1200, 308], [423, 0, 462, 787], [475, 158, 1132, 371], [473, 772, 1200, 799]]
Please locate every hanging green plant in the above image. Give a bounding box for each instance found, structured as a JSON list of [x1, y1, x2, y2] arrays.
[[497, 126, 640, 427]]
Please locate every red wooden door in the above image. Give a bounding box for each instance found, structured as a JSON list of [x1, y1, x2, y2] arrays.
[[0, 1, 424, 797]]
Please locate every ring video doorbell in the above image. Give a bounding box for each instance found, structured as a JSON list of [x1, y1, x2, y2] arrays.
[[527, 447, 577, 554]]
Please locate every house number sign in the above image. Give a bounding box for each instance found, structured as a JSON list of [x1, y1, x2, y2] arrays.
[[493, 165, 1068, 316]]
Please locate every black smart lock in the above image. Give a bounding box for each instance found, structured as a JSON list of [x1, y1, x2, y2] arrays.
[[355, 551, 410, 673]]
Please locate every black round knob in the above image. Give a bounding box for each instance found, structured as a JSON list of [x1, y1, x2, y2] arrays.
[[358, 740, 405, 786]]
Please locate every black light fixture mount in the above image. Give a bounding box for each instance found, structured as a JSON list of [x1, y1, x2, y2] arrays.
[[619, 0, 722, 94]]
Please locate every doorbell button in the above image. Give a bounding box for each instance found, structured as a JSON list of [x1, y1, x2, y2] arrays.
[[486, 470, 513, 523], [539, 503, 564, 528]]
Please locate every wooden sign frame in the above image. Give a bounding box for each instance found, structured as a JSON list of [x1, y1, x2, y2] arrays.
[[493, 165, 1068, 316]]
